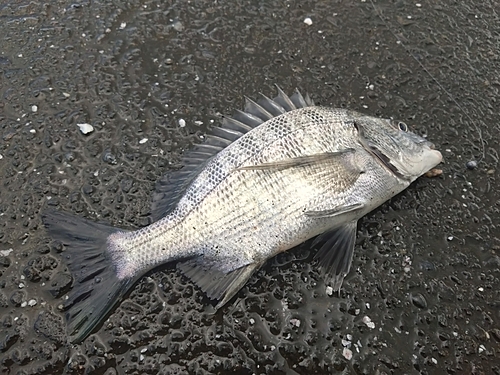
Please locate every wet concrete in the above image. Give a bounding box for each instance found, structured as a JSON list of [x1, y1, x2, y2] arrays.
[[0, 0, 499, 374]]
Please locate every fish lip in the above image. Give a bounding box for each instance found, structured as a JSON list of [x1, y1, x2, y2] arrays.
[[419, 139, 436, 150]]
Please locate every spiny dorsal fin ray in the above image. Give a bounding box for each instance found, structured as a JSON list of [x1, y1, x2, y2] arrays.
[[312, 221, 358, 291], [244, 96, 274, 121], [232, 109, 264, 128], [290, 88, 315, 108], [202, 134, 233, 148], [305, 92, 314, 106], [210, 126, 245, 142], [274, 85, 297, 111], [257, 93, 286, 116], [151, 86, 315, 221], [221, 117, 254, 133]]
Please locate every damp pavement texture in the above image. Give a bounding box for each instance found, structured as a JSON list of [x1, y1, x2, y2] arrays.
[[0, 0, 499, 374]]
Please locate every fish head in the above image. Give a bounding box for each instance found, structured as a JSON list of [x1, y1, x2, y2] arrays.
[[352, 114, 443, 182]]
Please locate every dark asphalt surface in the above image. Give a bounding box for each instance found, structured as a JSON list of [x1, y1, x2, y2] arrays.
[[0, 0, 499, 374]]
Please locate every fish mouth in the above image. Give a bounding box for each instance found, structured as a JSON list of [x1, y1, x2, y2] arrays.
[[363, 141, 410, 181], [354, 120, 410, 180]]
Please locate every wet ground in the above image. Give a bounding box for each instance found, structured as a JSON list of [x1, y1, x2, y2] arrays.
[[0, 0, 499, 374]]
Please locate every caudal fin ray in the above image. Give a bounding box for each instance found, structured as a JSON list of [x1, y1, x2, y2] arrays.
[[42, 209, 137, 343]]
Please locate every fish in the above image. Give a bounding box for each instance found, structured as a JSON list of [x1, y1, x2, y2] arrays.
[[42, 86, 442, 343]]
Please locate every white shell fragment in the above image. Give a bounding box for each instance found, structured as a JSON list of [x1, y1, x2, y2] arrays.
[[0, 248, 13, 256], [303, 17, 313, 25], [77, 123, 94, 134], [290, 318, 301, 327], [362, 316, 375, 329]]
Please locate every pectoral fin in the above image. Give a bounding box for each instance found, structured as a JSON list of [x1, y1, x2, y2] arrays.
[[177, 259, 261, 310], [237, 149, 356, 171], [312, 221, 358, 291], [305, 203, 364, 218]]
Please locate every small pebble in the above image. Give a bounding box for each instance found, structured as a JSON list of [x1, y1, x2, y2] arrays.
[[31, 105, 38, 112], [102, 149, 117, 164], [178, 119, 186, 127], [411, 293, 427, 309], [342, 347, 353, 360], [303, 17, 313, 25], [139, 138, 148, 144], [172, 20, 184, 31], [466, 160, 477, 170], [28, 299, 37, 307], [326, 286, 333, 296]]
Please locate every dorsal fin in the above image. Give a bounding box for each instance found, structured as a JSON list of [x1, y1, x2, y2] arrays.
[[291, 88, 314, 108], [274, 86, 296, 111], [150, 86, 314, 221], [243, 97, 274, 121], [257, 93, 286, 116]]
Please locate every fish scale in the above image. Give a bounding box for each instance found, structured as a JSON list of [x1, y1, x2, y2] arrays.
[[42, 87, 442, 343]]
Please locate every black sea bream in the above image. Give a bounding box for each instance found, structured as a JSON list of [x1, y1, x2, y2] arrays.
[[43, 87, 442, 343]]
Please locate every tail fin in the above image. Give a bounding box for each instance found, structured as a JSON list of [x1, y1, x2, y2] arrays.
[[42, 210, 136, 343]]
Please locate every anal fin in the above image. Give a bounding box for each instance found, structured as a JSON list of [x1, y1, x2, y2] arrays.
[[312, 221, 358, 291], [177, 259, 261, 310]]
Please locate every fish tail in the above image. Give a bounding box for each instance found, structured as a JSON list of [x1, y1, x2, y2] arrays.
[[42, 209, 136, 343]]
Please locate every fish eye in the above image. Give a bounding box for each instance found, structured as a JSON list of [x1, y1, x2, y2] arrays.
[[398, 122, 408, 132]]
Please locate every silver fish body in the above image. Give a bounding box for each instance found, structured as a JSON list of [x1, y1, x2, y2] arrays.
[[43, 87, 442, 343]]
